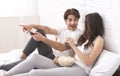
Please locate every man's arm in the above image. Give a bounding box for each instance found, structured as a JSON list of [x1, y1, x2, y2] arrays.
[[43, 38, 67, 51], [20, 24, 58, 35], [32, 32, 67, 51], [33, 25, 58, 35]]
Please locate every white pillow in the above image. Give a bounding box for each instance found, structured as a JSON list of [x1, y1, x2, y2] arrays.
[[90, 49, 120, 76]]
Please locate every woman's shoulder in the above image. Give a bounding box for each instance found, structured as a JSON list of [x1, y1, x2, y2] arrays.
[[96, 35, 104, 40], [93, 35, 104, 44]]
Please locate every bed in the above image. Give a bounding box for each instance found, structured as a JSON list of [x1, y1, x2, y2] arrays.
[[0, 48, 120, 76]]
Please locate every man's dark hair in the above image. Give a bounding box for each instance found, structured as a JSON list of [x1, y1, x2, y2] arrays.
[[64, 8, 80, 20]]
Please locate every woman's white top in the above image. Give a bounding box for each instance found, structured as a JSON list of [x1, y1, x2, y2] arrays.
[[75, 42, 93, 74]]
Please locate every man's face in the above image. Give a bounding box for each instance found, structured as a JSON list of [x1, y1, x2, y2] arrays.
[[65, 15, 79, 31]]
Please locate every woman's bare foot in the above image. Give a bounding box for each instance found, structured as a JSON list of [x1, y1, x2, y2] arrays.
[[2, 71, 7, 76]]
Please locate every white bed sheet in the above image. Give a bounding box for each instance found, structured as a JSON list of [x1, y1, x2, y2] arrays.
[[0, 49, 38, 65], [0, 49, 22, 65], [0, 49, 22, 76], [0, 49, 38, 76]]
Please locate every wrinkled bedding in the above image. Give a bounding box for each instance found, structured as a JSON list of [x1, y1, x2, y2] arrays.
[[0, 49, 38, 75]]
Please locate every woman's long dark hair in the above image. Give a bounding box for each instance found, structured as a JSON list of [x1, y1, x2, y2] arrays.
[[77, 13, 104, 49]]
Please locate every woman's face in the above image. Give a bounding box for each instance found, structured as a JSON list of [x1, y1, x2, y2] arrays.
[[65, 15, 79, 31]]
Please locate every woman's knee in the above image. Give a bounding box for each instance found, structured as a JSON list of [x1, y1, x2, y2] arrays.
[[27, 54, 39, 61], [37, 30, 46, 37], [28, 69, 47, 76]]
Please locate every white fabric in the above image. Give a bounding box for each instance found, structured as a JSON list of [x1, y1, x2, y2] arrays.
[[54, 27, 82, 56], [0, 49, 38, 66], [57, 28, 81, 44], [0, 48, 120, 76], [0, 49, 22, 65], [0, 49, 38, 75], [90, 49, 120, 76], [75, 42, 93, 74]]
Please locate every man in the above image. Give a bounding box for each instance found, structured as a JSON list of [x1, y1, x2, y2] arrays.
[[0, 8, 82, 71]]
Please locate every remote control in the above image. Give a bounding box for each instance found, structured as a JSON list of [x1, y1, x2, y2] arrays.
[[30, 31, 34, 35]]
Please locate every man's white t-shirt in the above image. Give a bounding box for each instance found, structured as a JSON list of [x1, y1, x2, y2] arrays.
[[53, 28, 82, 56]]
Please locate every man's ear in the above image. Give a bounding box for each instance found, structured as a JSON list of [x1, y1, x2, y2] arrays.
[[65, 20, 67, 25]]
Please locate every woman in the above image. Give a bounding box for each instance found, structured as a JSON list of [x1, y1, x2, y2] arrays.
[[2, 12, 104, 76]]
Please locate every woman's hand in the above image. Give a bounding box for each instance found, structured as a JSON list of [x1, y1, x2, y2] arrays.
[[65, 37, 75, 47], [53, 56, 59, 64]]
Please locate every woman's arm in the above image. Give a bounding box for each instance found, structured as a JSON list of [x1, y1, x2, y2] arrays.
[[66, 36, 104, 66]]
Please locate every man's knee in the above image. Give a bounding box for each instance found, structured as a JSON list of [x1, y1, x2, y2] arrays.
[[37, 30, 46, 37]]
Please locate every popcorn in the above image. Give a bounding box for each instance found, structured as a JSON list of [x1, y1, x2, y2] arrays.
[[58, 56, 75, 67]]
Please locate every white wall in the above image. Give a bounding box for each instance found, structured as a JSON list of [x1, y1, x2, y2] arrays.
[[38, 0, 82, 28], [0, 0, 38, 53], [0, 0, 38, 17], [0, 16, 39, 53]]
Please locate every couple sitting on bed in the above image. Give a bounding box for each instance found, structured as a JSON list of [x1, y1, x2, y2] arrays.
[[1, 8, 105, 76]]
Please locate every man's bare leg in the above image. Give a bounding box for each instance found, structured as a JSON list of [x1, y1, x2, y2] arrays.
[[20, 53, 27, 59]]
